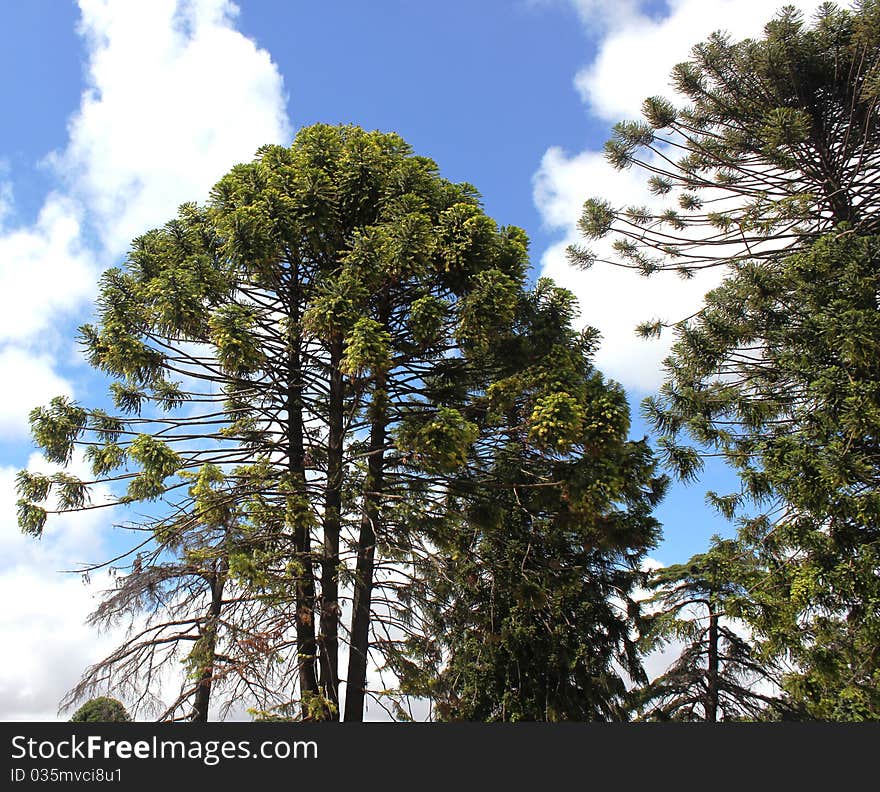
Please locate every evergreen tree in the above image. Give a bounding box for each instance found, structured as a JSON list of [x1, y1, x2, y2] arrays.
[[570, 2, 880, 720], [16, 124, 570, 721], [634, 540, 793, 721], [649, 234, 880, 720], [391, 281, 667, 720], [573, 2, 880, 286], [70, 697, 131, 722]]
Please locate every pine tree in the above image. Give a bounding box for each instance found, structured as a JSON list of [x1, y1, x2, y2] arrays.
[[569, 3, 880, 720], [634, 540, 793, 721], [390, 281, 667, 720]]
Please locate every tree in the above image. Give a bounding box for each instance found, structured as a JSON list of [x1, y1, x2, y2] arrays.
[[572, 3, 880, 720], [17, 124, 547, 721], [659, 233, 880, 720], [389, 280, 667, 721], [70, 697, 131, 722], [634, 540, 793, 721], [62, 467, 299, 722], [573, 1, 880, 288]]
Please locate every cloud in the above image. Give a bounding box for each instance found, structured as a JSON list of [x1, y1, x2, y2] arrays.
[[534, 0, 828, 392], [0, 349, 73, 440], [575, 0, 827, 122], [0, 460, 117, 720], [0, 0, 291, 720], [55, 0, 291, 256], [0, 195, 94, 345], [0, 567, 119, 721], [535, 146, 723, 392]]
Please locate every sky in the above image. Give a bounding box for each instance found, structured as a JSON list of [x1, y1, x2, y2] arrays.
[[0, 0, 831, 721]]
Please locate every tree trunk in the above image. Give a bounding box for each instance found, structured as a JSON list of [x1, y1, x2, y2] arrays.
[[706, 609, 719, 723], [287, 266, 319, 718], [343, 381, 386, 721], [191, 564, 226, 722], [318, 335, 344, 718]]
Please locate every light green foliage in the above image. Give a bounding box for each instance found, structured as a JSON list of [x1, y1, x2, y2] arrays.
[[456, 268, 519, 351], [124, 435, 181, 502], [209, 304, 265, 375], [527, 391, 585, 451], [408, 294, 449, 347], [340, 317, 392, 377], [301, 266, 367, 339], [394, 407, 478, 473], [29, 397, 87, 465]]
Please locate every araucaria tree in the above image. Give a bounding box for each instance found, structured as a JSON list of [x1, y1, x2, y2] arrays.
[[20, 123, 651, 721], [634, 540, 792, 722], [390, 281, 668, 721], [573, 1, 880, 284], [573, 3, 880, 720]]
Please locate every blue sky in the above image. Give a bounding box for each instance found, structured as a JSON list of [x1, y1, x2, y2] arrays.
[[0, 0, 828, 720]]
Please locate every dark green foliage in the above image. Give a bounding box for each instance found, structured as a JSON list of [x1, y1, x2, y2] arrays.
[[648, 233, 880, 720], [573, 2, 880, 283], [70, 697, 131, 722], [575, 2, 880, 722], [391, 282, 667, 720], [634, 541, 792, 721]]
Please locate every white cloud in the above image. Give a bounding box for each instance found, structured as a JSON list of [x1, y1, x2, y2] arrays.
[[0, 567, 119, 720], [55, 0, 291, 256], [535, 146, 723, 391], [574, 0, 827, 122], [0, 0, 291, 720], [534, 0, 828, 392], [0, 349, 73, 440], [0, 195, 95, 345], [0, 460, 117, 720]]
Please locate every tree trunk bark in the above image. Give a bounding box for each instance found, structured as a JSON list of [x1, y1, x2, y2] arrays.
[[319, 335, 344, 718], [191, 564, 226, 722], [343, 381, 386, 722], [706, 609, 719, 723], [287, 265, 319, 718]]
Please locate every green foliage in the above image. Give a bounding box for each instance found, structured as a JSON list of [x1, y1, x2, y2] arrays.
[[576, 2, 880, 276], [392, 283, 667, 721], [20, 122, 665, 724], [648, 232, 880, 719], [340, 317, 393, 377], [29, 397, 87, 465], [634, 541, 792, 721], [209, 304, 265, 375], [395, 407, 479, 473], [456, 268, 519, 351], [527, 391, 585, 451], [576, 1, 880, 722], [408, 294, 449, 347], [70, 697, 131, 723]]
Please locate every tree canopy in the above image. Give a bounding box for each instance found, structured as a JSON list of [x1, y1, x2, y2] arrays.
[[573, 2, 880, 721], [18, 123, 667, 722], [391, 281, 667, 721], [573, 1, 880, 284], [70, 697, 131, 723]]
